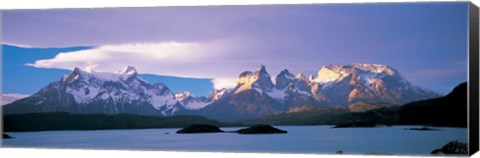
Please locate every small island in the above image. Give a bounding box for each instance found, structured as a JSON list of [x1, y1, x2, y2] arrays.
[[236, 125, 287, 134], [176, 124, 288, 134], [404, 127, 440, 131], [332, 122, 377, 128], [176, 124, 224, 134]]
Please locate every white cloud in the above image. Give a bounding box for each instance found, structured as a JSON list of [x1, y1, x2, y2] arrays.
[[28, 41, 237, 78], [1, 93, 29, 105], [27, 42, 225, 74], [26, 40, 300, 90], [26, 40, 262, 89]]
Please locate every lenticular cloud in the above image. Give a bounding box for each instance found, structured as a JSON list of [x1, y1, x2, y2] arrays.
[[26, 41, 243, 89], [29, 42, 214, 74]]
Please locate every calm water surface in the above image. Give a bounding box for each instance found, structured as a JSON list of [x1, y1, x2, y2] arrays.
[[1, 126, 467, 155]]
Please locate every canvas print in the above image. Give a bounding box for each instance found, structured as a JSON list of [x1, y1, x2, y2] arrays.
[[1, 2, 475, 156]]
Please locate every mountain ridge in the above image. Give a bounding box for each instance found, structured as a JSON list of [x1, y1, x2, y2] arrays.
[[241, 82, 466, 128], [198, 64, 439, 121], [3, 64, 440, 121]]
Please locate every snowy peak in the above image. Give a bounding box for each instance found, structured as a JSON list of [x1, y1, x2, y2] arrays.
[[72, 67, 82, 74], [349, 63, 395, 75], [53, 66, 181, 115], [175, 91, 193, 101], [275, 69, 311, 98], [314, 65, 347, 83], [210, 88, 230, 101], [295, 73, 307, 80], [237, 65, 271, 83], [61, 66, 146, 85], [175, 91, 210, 110], [314, 63, 398, 83], [118, 65, 138, 76], [278, 69, 295, 79], [311, 63, 439, 105], [63, 67, 84, 83], [232, 66, 313, 103], [275, 69, 296, 90], [330, 63, 397, 76], [235, 65, 274, 94]]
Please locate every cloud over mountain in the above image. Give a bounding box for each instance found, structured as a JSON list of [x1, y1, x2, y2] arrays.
[[28, 42, 224, 77], [25, 38, 300, 90], [27, 41, 246, 89]]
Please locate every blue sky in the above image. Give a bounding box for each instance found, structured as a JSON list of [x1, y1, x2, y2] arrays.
[[2, 2, 469, 96]]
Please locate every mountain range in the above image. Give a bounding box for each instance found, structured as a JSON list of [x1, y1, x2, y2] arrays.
[[3, 63, 440, 121], [242, 82, 467, 128]]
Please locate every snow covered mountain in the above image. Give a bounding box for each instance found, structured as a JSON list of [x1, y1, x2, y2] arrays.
[[4, 63, 440, 121], [209, 88, 230, 101], [200, 65, 287, 121], [233, 65, 293, 102], [3, 66, 183, 116], [175, 91, 211, 110], [200, 64, 439, 121], [275, 69, 317, 107], [234, 65, 274, 94], [310, 63, 440, 105]]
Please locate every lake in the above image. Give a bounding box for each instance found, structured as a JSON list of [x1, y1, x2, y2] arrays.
[[1, 126, 467, 155]]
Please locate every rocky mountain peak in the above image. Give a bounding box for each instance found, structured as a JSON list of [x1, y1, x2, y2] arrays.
[[235, 65, 274, 94], [311, 63, 439, 105], [209, 88, 230, 101], [278, 69, 292, 76], [257, 65, 268, 74], [63, 67, 84, 83], [295, 73, 306, 80], [175, 91, 193, 101], [118, 65, 138, 75], [276, 69, 296, 90]]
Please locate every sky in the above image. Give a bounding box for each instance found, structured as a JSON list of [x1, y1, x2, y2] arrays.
[[1, 2, 469, 96]]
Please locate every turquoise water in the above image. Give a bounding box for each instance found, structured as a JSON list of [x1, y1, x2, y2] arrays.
[[1, 126, 467, 155]]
